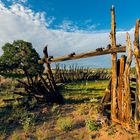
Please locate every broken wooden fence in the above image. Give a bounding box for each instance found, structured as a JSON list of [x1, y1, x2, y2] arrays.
[[38, 6, 140, 131], [101, 8, 140, 131]]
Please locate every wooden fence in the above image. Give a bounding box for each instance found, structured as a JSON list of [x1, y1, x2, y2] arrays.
[[39, 6, 140, 131]]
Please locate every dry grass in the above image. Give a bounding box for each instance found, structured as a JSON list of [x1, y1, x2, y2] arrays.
[[0, 79, 139, 140]]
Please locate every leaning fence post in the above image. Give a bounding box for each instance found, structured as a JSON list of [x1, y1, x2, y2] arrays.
[[111, 5, 118, 120], [133, 19, 140, 131], [123, 33, 132, 124], [43, 46, 57, 93]]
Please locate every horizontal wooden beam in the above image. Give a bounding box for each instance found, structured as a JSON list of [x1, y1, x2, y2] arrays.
[[39, 46, 126, 64]]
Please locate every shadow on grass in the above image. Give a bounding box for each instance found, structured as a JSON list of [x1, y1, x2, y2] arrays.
[[0, 101, 76, 138], [62, 89, 103, 104], [0, 105, 51, 139], [0, 105, 22, 138], [0, 80, 107, 138], [64, 98, 90, 104], [73, 120, 85, 129], [62, 88, 105, 92]]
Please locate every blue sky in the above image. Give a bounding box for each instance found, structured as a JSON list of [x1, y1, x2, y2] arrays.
[[2, 0, 140, 31], [0, 0, 139, 67], [44, 0, 140, 30]]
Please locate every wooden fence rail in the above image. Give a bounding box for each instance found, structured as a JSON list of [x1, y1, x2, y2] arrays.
[[38, 5, 140, 131], [39, 46, 126, 64]]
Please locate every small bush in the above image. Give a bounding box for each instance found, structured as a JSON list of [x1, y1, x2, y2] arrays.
[[22, 114, 35, 134], [56, 117, 73, 132], [85, 119, 101, 131], [29, 98, 37, 109], [12, 107, 28, 120]]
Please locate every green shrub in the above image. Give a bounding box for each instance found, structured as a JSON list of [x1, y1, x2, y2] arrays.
[[85, 119, 101, 131], [12, 107, 28, 120], [22, 114, 35, 134], [57, 117, 73, 132], [29, 98, 37, 109]]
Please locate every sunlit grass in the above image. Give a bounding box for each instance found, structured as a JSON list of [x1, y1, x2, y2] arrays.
[[61, 80, 108, 104], [0, 79, 109, 139]]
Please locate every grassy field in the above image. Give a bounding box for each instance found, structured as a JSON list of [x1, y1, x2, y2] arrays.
[[0, 79, 139, 140]]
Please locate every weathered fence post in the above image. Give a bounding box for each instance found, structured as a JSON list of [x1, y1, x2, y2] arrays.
[[118, 55, 126, 120], [111, 5, 118, 120], [43, 46, 57, 93], [133, 19, 140, 130], [123, 33, 132, 124]]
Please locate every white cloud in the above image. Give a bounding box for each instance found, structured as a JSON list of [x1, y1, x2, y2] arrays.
[[0, 2, 135, 68], [56, 19, 100, 33], [55, 20, 79, 32], [19, 0, 27, 3], [6, 0, 27, 3]]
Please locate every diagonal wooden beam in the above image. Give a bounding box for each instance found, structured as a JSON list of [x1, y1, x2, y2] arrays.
[[39, 46, 126, 64]]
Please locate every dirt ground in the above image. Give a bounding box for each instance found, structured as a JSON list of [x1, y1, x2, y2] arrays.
[[0, 80, 140, 140]]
